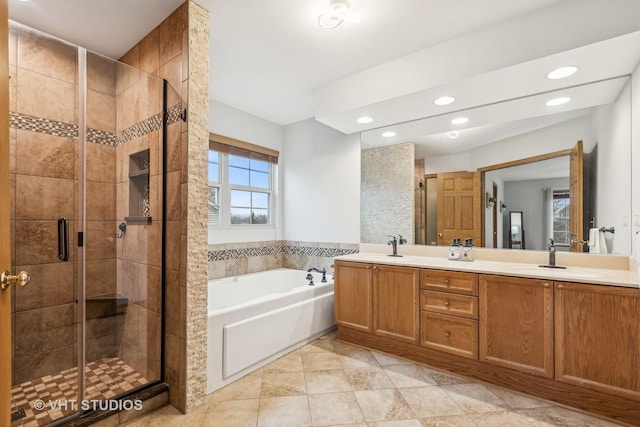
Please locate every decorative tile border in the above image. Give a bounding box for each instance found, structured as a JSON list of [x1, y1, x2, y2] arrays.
[[10, 112, 78, 139], [207, 243, 359, 262], [10, 104, 183, 146]]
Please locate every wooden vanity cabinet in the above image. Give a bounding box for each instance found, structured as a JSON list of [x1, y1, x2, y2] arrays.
[[372, 264, 420, 344], [334, 261, 373, 333], [420, 269, 479, 359], [555, 282, 640, 400], [479, 274, 554, 378]]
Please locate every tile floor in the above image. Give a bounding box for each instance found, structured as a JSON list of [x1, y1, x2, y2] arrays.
[[123, 331, 622, 427]]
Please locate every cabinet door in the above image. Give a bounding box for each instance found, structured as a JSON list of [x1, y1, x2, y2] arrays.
[[373, 265, 420, 344], [479, 275, 553, 378], [334, 261, 373, 333], [555, 282, 640, 400]]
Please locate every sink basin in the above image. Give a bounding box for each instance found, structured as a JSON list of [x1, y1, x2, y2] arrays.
[[513, 267, 603, 279]]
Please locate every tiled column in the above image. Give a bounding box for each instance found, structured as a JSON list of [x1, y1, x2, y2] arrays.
[[184, 1, 209, 411]]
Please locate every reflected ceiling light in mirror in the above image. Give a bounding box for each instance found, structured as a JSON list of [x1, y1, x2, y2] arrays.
[[451, 117, 469, 125], [546, 66, 578, 80], [318, 0, 350, 30], [434, 96, 456, 106], [447, 131, 459, 139], [382, 131, 396, 137], [356, 116, 373, 124], [546, 97, 571, 106]]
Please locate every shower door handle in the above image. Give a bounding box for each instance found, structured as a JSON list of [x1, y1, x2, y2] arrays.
[[58, 217, 69, 261]]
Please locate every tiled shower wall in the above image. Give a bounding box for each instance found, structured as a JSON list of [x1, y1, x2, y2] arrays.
[[207, 241, 359, 280], [361, 142, 415, 244]]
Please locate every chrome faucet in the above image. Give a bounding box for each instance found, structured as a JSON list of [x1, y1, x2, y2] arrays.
[[387, 235, 407, 257], [307, 267, 327, 283], [547, 238, 556, 267]]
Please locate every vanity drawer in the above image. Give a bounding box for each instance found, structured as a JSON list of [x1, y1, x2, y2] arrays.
[[420, 312, 478, 359], [420, 290, 478, 319], [420, 269, 478, 296]]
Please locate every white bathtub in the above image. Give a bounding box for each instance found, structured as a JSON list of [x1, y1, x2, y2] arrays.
[[206, 268, 335, 393]]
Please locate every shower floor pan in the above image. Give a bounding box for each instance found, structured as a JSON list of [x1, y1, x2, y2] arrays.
[[11, 357, 148, 427]]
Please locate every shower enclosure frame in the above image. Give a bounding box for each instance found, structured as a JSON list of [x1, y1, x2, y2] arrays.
[[8, 22, 171, 426]]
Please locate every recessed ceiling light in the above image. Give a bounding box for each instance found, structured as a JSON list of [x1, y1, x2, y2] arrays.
[[434, 96, 456, 106], [447, 131, 459, 139], [546, 97, 570, 106], [546, 66, 578, 80], [357, 116, 373, 124], [382, 131, 396, 137], [451, 117, 469, 125]]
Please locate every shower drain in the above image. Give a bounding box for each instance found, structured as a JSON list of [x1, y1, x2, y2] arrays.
[[11, 408, 26, 421]]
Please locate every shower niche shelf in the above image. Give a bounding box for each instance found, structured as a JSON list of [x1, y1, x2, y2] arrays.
[[127, 149, 152, 225]]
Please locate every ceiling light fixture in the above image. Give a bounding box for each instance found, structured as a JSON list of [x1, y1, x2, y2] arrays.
[[546, 66, 578, 80], [546, 97, 570, 106], [434, 96, 456, 106], [447, 131, 459, 139], [356, 116, 373, 124], [318, 0, 350, 30], [382, 131, 396, 137], [451, 117, 469, 125]]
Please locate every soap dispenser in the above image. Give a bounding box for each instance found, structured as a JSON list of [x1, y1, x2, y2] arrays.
[[448, 238, 461, 260], [461, 238, 474, 261]]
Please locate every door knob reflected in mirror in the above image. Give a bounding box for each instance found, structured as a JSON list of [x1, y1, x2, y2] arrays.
[[1, 270, 30, 291]]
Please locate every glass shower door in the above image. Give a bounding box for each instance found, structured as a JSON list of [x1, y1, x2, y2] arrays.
[[81, 51, 165, 407], [9, 22, 82, 426]]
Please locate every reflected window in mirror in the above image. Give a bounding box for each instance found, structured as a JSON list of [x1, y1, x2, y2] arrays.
[[552, 189, 570, 247]]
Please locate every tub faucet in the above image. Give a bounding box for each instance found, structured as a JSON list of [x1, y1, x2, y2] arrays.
[[307, 267, 327, 283]]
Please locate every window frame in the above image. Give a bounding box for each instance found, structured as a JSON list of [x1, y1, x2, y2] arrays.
[[208, 137, 277, 229]]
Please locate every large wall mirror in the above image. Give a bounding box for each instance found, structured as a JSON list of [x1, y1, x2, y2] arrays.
[[360, 73, 633, 255]]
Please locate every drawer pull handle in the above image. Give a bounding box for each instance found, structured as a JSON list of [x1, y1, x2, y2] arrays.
[[543, 283, 550, 288], [557, 284, 564, 290], [444, 301, 450, 306], [444, 331, 451, 337], [444, 279, 450, 286]]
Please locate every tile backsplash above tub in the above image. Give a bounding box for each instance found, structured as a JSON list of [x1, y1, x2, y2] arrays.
[[207, 240, 359, 279]]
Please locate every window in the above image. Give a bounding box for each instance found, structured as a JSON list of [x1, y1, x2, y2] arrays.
[[552, 190, 570, 245], [208, 135, 278, 227]]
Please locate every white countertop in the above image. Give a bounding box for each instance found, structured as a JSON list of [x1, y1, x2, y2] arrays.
[[336, 252, 640, 289]]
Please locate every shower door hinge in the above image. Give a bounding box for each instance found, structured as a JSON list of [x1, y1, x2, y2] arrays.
[[78, 232, 84, 247]]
